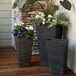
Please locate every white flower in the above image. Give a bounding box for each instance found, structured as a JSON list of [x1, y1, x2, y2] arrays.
[[26, 26, 29, 29], [52, 19, 56, 22], [29, 26, 33, 30], [42, 21, 45, 25], [48, 14, 53, 18], [47, 18, 50, 21], [35, 15, 40, 19], [14, 23, 17, 26], [43, 18, 46, 21], [21, 22, 24, 25]]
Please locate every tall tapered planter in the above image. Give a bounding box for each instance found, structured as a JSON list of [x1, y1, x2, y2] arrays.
[[15, 37, 33, 67], [36, 25, 56, 67], [46, 38, 68, 74]]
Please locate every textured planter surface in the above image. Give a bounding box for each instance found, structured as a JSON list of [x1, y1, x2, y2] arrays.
[[46, 38, 68, 74], [36, 25, 56, 67], [15, 37, 33, 67]]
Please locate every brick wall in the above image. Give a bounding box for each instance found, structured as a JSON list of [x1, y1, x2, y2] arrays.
[[20, 0, 45, 26]]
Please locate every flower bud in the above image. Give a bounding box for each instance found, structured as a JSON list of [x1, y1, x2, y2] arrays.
[[48, 14, 53, 18]]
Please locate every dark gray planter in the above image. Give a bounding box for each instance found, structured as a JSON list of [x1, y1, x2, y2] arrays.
[[15, 37, 33, 67], [36, 25, 56, 67], [46, 38, 68, 74], [62, 26, 68, 39]]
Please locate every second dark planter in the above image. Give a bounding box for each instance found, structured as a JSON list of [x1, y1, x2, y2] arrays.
[[36, 25, 56, 67], [46, 38, 68, 74], [15, 37, 33, 67]]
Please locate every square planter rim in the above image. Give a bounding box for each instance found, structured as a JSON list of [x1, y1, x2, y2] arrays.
[[47, 38, 67, 40]]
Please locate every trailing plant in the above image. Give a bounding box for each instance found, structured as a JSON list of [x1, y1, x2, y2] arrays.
[[12, 0, 72, 11]]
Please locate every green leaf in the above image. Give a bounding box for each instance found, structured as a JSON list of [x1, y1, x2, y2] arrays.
[[60, 0, 71, 10], [12, 1, 17, 8], [27, 30, 34, 37], [54, 5, 59, 11]]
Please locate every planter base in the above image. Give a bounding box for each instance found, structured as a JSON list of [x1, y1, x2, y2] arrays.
[[15, 38, 33, 67], [36, 25, 56, 67], [46, 38, 68, 74]]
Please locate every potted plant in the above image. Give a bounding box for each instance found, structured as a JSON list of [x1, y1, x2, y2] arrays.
[[12, 22, 34, 67], [12, 0, 72, 70], [34, 0, 59, 67], [35, 12, 57, 40], [45, 13, 69, 74], [35, 12, 57, 67]]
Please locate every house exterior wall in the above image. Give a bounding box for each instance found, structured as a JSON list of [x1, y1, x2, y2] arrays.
[[67, 0, 76, 73], [0, 0, 12, 46]]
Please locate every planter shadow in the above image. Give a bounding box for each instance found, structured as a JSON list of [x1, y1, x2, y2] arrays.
[[36, 25, 56, 67], [55, 24, 68, 39], [15, 37, 33, 67], [46, 38, 68, 74], [55, 24, 63, 39]]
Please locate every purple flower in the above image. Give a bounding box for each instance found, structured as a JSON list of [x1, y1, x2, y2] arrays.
[[13, 29, 18, 36], [20, 28, 27, 33]]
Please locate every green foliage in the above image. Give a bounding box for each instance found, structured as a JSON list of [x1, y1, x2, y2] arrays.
[[12, 1, 17, 8], [60, 0, 71, 10], [56, 13, 69, 25], [35, 18, 43, 25], [35, 13, 56, 26], [12, 0, 72, 11], [13, 23, 34, 39], [14, 24, 25, 30], [27, 30, 34, 38], [12, 0, 36, 10], [21, 0, 36, 11], [45, 4, 59, 16]]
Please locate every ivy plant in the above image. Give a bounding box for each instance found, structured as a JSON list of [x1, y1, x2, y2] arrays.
[[12, 0, 72, 11]]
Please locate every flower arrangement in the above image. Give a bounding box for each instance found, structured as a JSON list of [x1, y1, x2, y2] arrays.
[[12, 22, 34, 39], [35, 0, 59, 27], [35, 11, 69, 26], [35, 12, 56, 26]]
